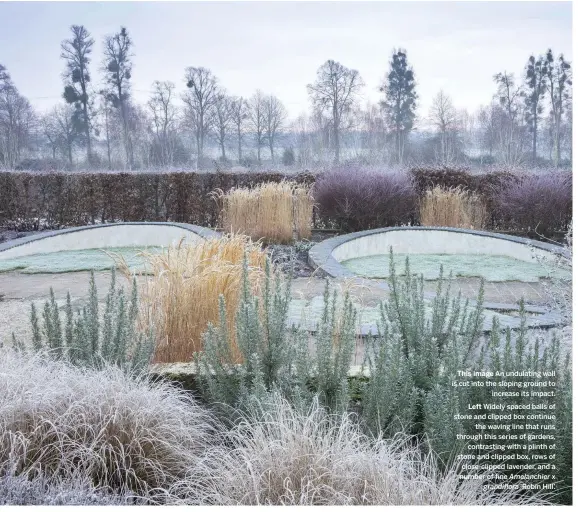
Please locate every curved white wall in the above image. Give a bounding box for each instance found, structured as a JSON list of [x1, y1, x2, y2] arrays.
[[0, 224, 206, 260], [332, 230, 557, 265]]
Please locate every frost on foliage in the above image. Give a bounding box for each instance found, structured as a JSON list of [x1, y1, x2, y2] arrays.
[[0, 473, 144, 505]]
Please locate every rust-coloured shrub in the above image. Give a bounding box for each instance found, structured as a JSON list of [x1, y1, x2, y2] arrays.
[[313, 167, 418, 232]]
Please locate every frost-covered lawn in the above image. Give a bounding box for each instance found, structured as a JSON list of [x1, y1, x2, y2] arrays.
[[342, 254, 570, 282], [0, 247, 164, 274]]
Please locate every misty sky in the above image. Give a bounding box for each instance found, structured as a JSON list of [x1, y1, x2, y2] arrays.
[[0, 1, 572, 125]]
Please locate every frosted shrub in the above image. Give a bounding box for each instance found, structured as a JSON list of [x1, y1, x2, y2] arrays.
[[361, 253, 571, 504], [16, 268, 154, 372], [424, 314, 572, 504], [361, 251, 485, 437], [313, 167, 417, 231], [536, 221, 572, 327], [195, 256, 357, 416], [491, 170, 572, 236], [0, 350, 215, 497]]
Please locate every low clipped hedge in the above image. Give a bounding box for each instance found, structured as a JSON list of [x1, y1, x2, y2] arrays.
[[410, 167, 571, 236], [0, 171, 315, 229], [0, 167, 570, 237]]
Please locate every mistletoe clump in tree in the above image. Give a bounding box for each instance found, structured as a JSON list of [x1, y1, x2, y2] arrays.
[[61, 25, 94, 165]]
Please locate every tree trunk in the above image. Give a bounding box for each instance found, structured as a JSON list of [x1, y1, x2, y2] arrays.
[[104, 106, 112, 170], [532, 111, 537, 164], [555, 117, 561, 167], [237, 126, 242, 162], [119, 99, 131, 169], [269, 141, 274, 162], [83, 101, 92, 165], [333, 108, 340, 164]]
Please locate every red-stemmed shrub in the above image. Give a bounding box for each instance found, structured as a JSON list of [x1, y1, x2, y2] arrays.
[[312, 167, 418, 232], [491, 170, 572, 237]]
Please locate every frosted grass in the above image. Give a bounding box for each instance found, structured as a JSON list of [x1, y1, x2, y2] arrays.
[[342, 253, 570, 282], [0, 246, 164, 274]]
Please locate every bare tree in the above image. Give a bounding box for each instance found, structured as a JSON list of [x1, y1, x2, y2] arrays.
[[102, 27, 134, 169], [61, 25, 94, 164], [263, 94, 287, 162], [0, 64, 10, 90], [358, 102, 387, 163], [183, 67, 218, 166], [493, 71, 526, 165], [148, 80, 178, 166], [212, 91, 234, 161], [287, 113, 315, 167], [125, 101, 153, 169], [545, 50, 572, 166], [428, 90, 459, 164], [307, 60, 364, 163], [48, 103, 78, 166], [0, 66, 35, 169], [476, 103, 501, 160], [524, 54, 548, 164], [97, 89, 114, 169], [230, 96, 248, 163], [248, 90, 267, 164], [41, 113, 60, 160]]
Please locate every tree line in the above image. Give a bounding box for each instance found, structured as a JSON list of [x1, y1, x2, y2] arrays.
[[0, 25, 572, 171]]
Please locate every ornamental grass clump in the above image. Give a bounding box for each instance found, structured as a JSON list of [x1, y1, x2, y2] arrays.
[[15, 269, 154, 372], [167, 393, 549, 506], [0, 350, 215, 499], [0, 471, 146, 506], [216, 181, 314, 243], [419, 186, 487, 229], [127, 235, 269, 363]]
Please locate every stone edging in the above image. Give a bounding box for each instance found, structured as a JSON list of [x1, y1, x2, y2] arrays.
[[0, 222, 222, 254], [307, 226, 568, 331]]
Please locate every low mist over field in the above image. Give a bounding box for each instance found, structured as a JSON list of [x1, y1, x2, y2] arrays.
[[0, 1, 572, 171]]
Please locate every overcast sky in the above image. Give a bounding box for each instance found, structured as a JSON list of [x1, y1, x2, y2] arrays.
[[0, 1, 572, 125]]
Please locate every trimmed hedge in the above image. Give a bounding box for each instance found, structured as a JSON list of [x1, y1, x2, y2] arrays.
[[0, 168, 570, 237], [0, 171, 312, 229], [410, 167, 571, 236]]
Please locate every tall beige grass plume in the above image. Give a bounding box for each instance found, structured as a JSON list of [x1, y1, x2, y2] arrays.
[[419, 186, 487, 229], [118, 234, 270, 363], [216, 181, 314, 244]]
